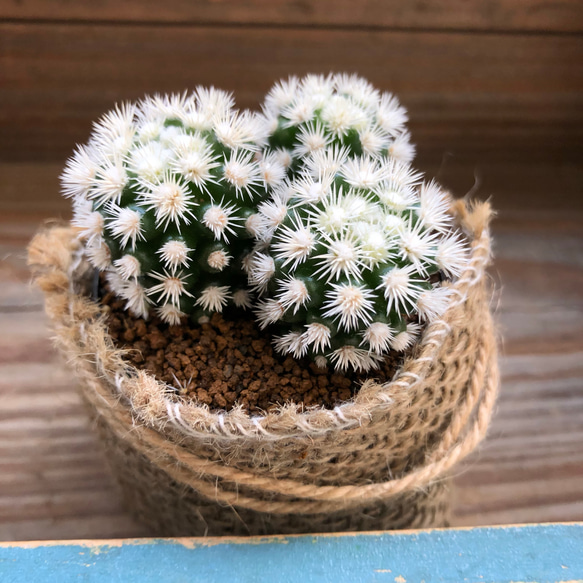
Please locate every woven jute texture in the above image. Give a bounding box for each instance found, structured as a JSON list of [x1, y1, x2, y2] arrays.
[[29, 200, 498, 536]]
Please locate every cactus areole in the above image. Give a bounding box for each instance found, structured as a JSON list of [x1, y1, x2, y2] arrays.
[[61, 75, 469, 374]]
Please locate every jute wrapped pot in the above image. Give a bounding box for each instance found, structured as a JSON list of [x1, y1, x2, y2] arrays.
[[29, 200, 499, 536]]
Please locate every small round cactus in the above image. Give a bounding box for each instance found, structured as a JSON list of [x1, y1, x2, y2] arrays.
[[61, 89, 286, 324], [248, 75, 469, 372]]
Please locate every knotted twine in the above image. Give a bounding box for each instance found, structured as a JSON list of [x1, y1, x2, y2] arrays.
[[29, 199, 498, 534]]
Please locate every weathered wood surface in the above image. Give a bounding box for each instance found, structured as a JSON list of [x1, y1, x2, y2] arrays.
[[1, 524, 583, 583], [2, 23, 582, 163], [2, 0, 582, 32], [0, 160, 582, 541]]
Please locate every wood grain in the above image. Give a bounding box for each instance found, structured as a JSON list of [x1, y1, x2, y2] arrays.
[[2, 0, 582, 33], [2, 23, 582, 163], [0, 161, 582, 540]]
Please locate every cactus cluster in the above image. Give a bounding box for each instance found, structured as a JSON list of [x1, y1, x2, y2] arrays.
[[61, 89, 287, 324], [61, 74, 469, 373]]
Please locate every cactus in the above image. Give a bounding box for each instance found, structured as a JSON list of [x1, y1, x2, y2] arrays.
[[248, 74, 469, 372], [61, 89, 286, 324]]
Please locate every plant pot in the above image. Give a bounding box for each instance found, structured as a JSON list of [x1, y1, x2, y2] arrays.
[[29, 200, 498, 537]]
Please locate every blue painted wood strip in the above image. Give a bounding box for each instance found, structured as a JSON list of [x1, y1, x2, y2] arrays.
[[1, 523, 582, 583]]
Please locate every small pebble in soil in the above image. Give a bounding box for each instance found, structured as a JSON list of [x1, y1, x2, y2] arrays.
[[103, 291, 406, 415]]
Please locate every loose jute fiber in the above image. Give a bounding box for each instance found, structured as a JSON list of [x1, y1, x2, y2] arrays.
[[29, 200, 499, 536]]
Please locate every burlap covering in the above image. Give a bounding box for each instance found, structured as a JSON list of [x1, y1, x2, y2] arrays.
[[28, 199, 498, 536]]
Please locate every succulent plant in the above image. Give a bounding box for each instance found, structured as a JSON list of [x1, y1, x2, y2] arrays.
[[61, 89, 287, 324], [248, 74, 469, 372]]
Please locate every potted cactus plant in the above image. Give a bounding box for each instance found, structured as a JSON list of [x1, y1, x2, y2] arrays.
[[29, 74, 498, 536]]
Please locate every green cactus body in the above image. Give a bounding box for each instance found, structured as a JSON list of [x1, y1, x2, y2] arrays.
[[249, 74, 469, 372], [61, 89, 286, 324]]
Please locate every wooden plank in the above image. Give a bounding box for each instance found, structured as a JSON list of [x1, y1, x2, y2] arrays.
[[1, 0, 582, 33], [0, 164, 65, 216], [0, 515, 147, 543], [0, 490, 128, 522], [454, 503, 583, 526], [1, 524, 582, 583], [455, 476, 583, 515], [1, 24, 582, 164]]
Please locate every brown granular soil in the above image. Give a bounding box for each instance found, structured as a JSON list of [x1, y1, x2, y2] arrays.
[[103, 292, 406, 415]]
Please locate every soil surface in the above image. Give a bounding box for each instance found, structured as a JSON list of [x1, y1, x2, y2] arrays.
[[103, 291, 406, 415]]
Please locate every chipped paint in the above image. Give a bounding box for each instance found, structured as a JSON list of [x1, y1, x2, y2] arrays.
[[0, 523, 581, 583]]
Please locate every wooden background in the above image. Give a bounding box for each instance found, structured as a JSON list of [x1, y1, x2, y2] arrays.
[[0, 1, 582, 541]]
